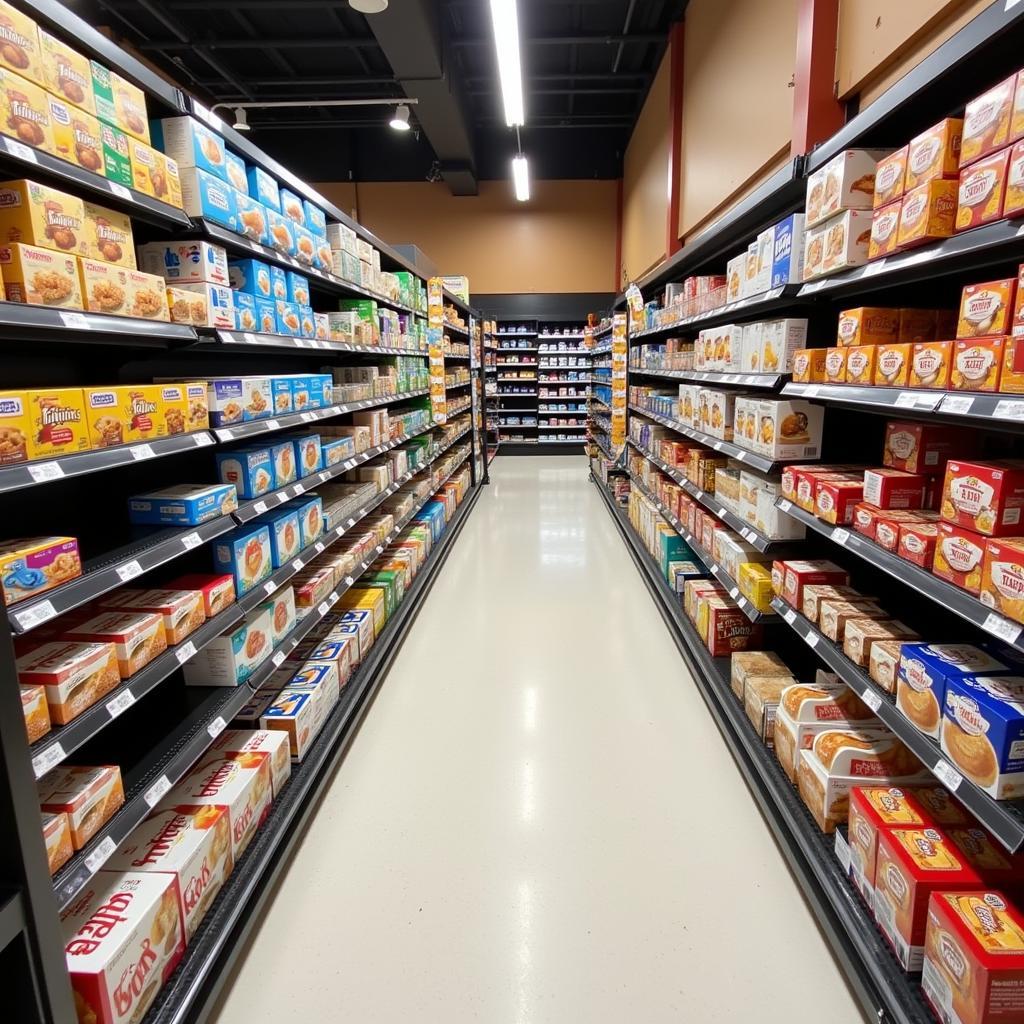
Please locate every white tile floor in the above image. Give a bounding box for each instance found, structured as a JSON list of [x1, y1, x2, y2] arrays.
[[210, 457, 866, 1023]]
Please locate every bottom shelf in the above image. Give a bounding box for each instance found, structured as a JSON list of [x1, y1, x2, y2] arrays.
[[592, 479, 932, 1024], [142, 483, 482, 1024]]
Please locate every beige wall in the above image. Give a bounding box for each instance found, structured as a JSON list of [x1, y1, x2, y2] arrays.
[[316, 179, 618, 295], [678, 0, 798, 240], [621, 52, 671, 285]]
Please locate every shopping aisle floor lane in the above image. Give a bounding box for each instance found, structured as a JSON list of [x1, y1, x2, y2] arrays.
[[210, 458, 866, 1024]]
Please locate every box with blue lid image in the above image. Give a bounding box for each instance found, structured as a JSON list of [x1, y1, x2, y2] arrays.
[[233, 291, 255, 312], [279, 188, 305, 226], [260, 689, 317, 761], [941, 675, 1024, 798], [286, 665, 338, 732], [247, 165, 280, 211], [322, 435, 355, 467], [269, 378, 293, 417], [255, 297, 276, 334], [234, 302, 256, 333], [306, 637, 353, 685], [183, 605, 272, 687], [896, 643, 1012, 739], [215, 447, 273, 499], [256, 506, 301, 567], [155, 116, 227, 180], [228, 257, 273, 299], [286, 271, 309, 306], [293, 223, 317, 268], [256, 585, 295, 647], [281, 434, 322, 478], [213, 523, 272, 595], [303, 200, 326, 238], [267, 208, 295, 256], [234, 191, 268, 246], [338, 608, 374, 659], [268, 438, 296, 485], [771, 213, 806, 289], [208, 376, 272, 421], [128, 483, 238, 526], [268, 263, 287, 302], [281, 494, 323, 546], [299, 305, 315, 338], [275, 300, 300, 337], [288, 375, 311, 413], [224, 150, 247, 194], [310, 373, 333, 408], [179, 167, 236, 230]]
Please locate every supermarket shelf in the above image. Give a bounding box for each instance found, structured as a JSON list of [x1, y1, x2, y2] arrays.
[[628, 472, 776, 623], [0, 133, 191, 229], [775, 498, 1024, 653], [443, 351, 472, 362], [590, 344, 611, 356], [538, 407, 588, 414], [494, 362, 538, 368], [0, 431, 215, 496], [144, 483, 481, 1024], [442, 322, 470, 337], [783, 381, 1024, 431], [539, 334, 586, 341], [628, 403, 789, 474], [631, 367, 787, 390], [493, 331, 539, 337], [538, 363, 590, 370], [594, 477, 933, 1024], [590, 396, 613, 413], [496, 407, 537, 413], [8, 515, 238, 635], [0, 303, 197, 350], [484, 366, 497, 373], [200, 329, 428, 358], [628, 439, 790, 552], [538, 424, 587, 431], [629, 285, 806, 339], [538, 348, 589, 355], [212, 389, 430, 443], [445, 380, 472, 392], [592, 324, 613, 339], [540, 376, 591, 384], [771, 598, 1024, 853]]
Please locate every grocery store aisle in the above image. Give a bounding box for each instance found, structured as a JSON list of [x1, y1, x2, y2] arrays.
[[211, 457, 865, 1024]]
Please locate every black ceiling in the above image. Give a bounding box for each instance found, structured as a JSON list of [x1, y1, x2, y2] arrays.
[[78, 0, 685, 187]]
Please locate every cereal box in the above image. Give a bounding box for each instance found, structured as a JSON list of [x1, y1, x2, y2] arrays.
[[17, 640, 119, 724], [82, 201, 134, 267], [958, 278, 1016, 338], [47, 97, 103, 175], [933, 522, 987, 594], [908, 341, 953, 389], [981, 537, 1024, 626], [845, 345, 876, 384], [873, 147, 907, 208], [905, 118, 963, 190], [897, 179, 957, 247], [961, 75, 1015, 166], [956, 146, 1010, 231], [874, 343, 913, 386], [62, 870, 185, 1024], [869, 201, 902, 260], [941, 459, 1024, 536], [771, 213, 804, 287], [883, 421, 965, 475], [821, 208, 873, 275], [0, 4, 43, 86], [0, 67, 53, 154], [0, 178, 86, 255], [952, 337, 1005, 392]]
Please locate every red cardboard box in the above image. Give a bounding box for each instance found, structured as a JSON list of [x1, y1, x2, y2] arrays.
[[898, 522, 939, 567], [961, 74, 1016, 166], [882, 421, 969, 476], [706, 600, 762, 656], [933, 521, 987, 594], [875, 511, 926, 552], [941, 458, 1024, 536], [815, 477, 865, 525], [956, 146, 1011, 231], [853, 502, 883, 541], [781, 560, 849, 609], [863, 468, 926, 510]]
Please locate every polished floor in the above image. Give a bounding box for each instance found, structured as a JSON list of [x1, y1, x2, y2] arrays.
[[211, 457, 866, 1023]]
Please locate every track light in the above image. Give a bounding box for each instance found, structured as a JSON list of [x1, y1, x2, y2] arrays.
[[490, 0, 525, 127], [348, 0, 388, 12], [232, 107, 250, 132], [389, 103, 411, 131], [512, 154, 529, 201]]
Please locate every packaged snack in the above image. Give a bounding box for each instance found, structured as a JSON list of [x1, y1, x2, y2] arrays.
[[802, 221, 826, 280], [815, 475, 864, 524], [755, 398, 824, 460], [958, 277, 1016, 338], [0, 4, 43, 85], [960, 74, 1016, 166], [182, 605, 272, 687], [873, 148, 907, 208], [883, 420, 965, 475], [128, 482, 237, 526], [933, 521, 987, 594], [21, 681, 48, 741], [801, 583, 863, 623], [171, 280, 231, 328], [875, 510, 927, 552], [103, 589, 205, 646], [744, 674, 791, 745], [844, 618, 918, 667], [781, 559, 848, 609], [139, 240, 227, 285], [261, 689, 319, 761], [247, 166, 279, 211], [818, 598, 889, 642], [211, 728, 291, 797], [61, 870, 185, 1024], [906, 118, 963, 190], [98, 121, 131, 188], [837, 307, 899, 348], [0, 536, 80, 606], [952, 337, 1005, 392], [164, 573, 235, 619], [40, 764, 124, 849], [91, 61, 148, 143], [279, 188, 304, 226], [83, 383, 162, 446], [864, 468, 926, 510], [941, 459, 1024, 536], [178, 166, 236, 230], [874, 343, 913, 386], [205, 376, 270, 423], [43, 811, 71, 875], [1004, 139, 1024, 218], [257, 586, 295, 648], [258, 507, 301, 568], [791, 348, 827, 383], [821, 208, 873, 275], [234, 191, 267, 245], [808, 149, 891, 226], [47, 97, 103, 175], [868, 201, 902, 260], [227, 256, 272, 298], [869, 641, 907, 694], [981, 537, 1024, 625], [956, 146, 1011, 232], [213, 524, 272, 595], [823, 346, 847, 383], [68, 612, 167, 679], [215, 448, 273, 500], [908, 340, 954, 389], [155, 116, 226, 180], [898, 522, 939, 568], [267, 208, 295, 256], [845, 345, 876, 384], [0, 67, 52, 154], [151, 149, 181, 208], [18, 639, 119, 725], [155, 381, 207, 435], [0, 240, 81, 307], [729, 650, 789, 700], [897, 179, 957, 247]]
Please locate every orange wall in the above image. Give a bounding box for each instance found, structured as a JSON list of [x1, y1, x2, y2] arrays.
[[621, 52, 671, 285], [316, 179, 618, 295]]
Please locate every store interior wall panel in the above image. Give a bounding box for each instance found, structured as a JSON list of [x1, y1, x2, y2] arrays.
[[474, 293, 615, 321], [678, 0, 798, 240]]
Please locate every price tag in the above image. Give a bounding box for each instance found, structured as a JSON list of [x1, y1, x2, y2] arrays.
[[207, 715, 227, 740], [263, 580, 277, 595], [219, 428, 234, 441], [344, 575, 354, 586], [116, 559, 143, 583], [27, 461, 64, 482], [242, 332, 258, 345], [778, 499, 792, 513], [805, 632, 819, 649], [272, 650, 286, 667], [802, 385, 820, 398], [940, 395, 974, 415], [376, 545, 383, 554], [15, 598, 57, 631], [317, 601, 329, 617], [861, 688, 883, 712], [735, 449, 747, 462], [175, 640, 197, 665], [300, 411, 315, 422], [252, 500, 268, 515], [104, 688, 138, 723], [60, 311, 89, 330], [32, 741, 65, 778], [346, 518, 356, 528], [144, 774, 171, 807], [292, 483, 305, 497], [129, 443, 155, 461], [181, 531, 203, 552], [729, 586, 740, 599], [275, 492, 289, 504], [784, 609, 796, 625], [994, 400, 1024, 421], [933, 759, 964, 792], [84, 835, 117, 874], [983, 612, 1023, 644], [712, 441, 723, 451], [315, 542, 325, 553], [710, 563, 719, 574], [834, 830, 852, 875], [832, 528, 850, 546], [895, 392, 920, 408], [4, 136, 36, 162]]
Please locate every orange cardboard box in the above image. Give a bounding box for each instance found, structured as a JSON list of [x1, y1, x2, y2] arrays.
[[868, 201, 902, 260], [981, 537, 1024, 626], [792, 348, 827, 383], [909, 340, 954, 388], [899, 308, 942, 345], [1002, 139, 1024, 218], [961, 74, 1016, 167], [845, 345, 876, 384], [67, 610, 168, 678], [942, 458, 1024, 537], [1001, 335, 1024, 392], [837, 306, 899, 347], [898, 522, 939, 568], [905, 118, 963, 190], [874, 343, 913, 386], [933, 521, 987, 594], [897, 179, 957, 247], [873, 148, 907, 209], [952, 337, 1005, 392], [956, 146, 1011, 231], [823, 346, 847, 383], [958, 278, 1017, 338]]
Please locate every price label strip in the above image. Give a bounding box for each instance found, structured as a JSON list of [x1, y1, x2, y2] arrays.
[[84, 835, 117, 875], [933, 759, 964, 792], [105, 689, 135, 719], [144, 774, 171, 807], [32, 741, 66, 779]]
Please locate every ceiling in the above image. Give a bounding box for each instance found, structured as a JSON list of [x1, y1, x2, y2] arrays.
[[78, 0, 686, 190]]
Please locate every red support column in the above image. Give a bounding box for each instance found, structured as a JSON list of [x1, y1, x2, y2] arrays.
[[666, 19, 684, 257], [791, 0, 844, 157], [615, 177, 624, 290]]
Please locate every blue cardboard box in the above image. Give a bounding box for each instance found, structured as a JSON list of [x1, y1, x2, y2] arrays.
[[771, 213, 805, 288], [322, 436, 355, 467], [267, 208, 296, 257], [228, 258, 273, 299], [181, 167, 236, 230], [269, 264, 287, 302], [255, 297, 277, 334], [234, 191, 269, 246], [225, 150, 248, 195], [269, 438, 297, 485], [270, 378, 294, 418], [247, 165, 280, 211], [213, 523, 273, 595], [293, 223, 317, 268], [299, 305, 315, 338], [286, 271, 310, 306], [128, 483, 238, 526], [281, 494, 323, 546], [276, 301, 300, 337], [310, 373, 332, 407], [279, 188, 305, 226], [256, 506, 302, 567], [288, 375, 311, 413], [215, 447, 274, 499], [304, 200, 327, 237]]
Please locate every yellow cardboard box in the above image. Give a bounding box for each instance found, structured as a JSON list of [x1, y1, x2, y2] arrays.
[[0, 242, 82, 307], [38, 28, 93, 114], [82, 201, 134, 268], [0, 178, 86, 255]]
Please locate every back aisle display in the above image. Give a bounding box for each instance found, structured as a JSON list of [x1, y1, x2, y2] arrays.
[[595, 5, 1024, 1024], [0, 3, 482, 1022]]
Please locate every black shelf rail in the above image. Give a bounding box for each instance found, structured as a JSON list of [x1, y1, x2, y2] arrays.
[[141, 484, 481, 1024], [593, 479, 933, 1024], [770, 597, 1024, 853], [776, 497, 1024, 652], [197, 329, 428, 358], [442, 322, 470, 337], [631, 367, 787, 390], [0, 303, 198, 350]]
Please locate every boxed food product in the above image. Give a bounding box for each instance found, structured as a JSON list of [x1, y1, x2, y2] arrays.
[[17, 640, 119, 724], [259, 506, 301, 567], [0, 535, 81, 606], [21, 682, 48, 741], [875, 510, 927, 552], [165, 573, 235, 618], [212, 728, 292, 797], [0, 3, 43, 85], [755, 399, 823, 460], [906, 118, 963, 190], [821, 208, 873, 275], [247, 166, 279, 211], [257, 586, 294, 649], [62, 870, 185, 1024], [156, 381, 208, 435], [869, 201, 903, 260], [961, 74, 1016, 166], [942, 459, 1024, 536], [261, 688, 319, 762], [952, 336, 1005, 392], [128, 482, 237, 526], [792, 348, 827, 383], [922, 890, 1024, 1024], [908, 340, 954, 389], [178, 166, 236, 230], [91, 58, 148, 141], [958, 278, 1016, 338], [897, 179, 957, 247], [874, 343, 913, 386], [706, 599, 762, 656], [156, 116, 225, 180], [0, 67, 53, 154], [139, 240, 227, 285], [771, 213, 804, 287], [883, 421, 966, 475], [68, 612, 167, 679], [823, 346, 847, 383], [0, 241, 80, 307], [47, 97, 103, 175], [182, 605, 272, 687], [729, 650, 790, 700], [818, 598, 889, 642], [760, 318, 807, 374], [874, 148, 907, 208], [206, 376, 271, 423], [808, 149, 889, 226], [0, 387, 85, 462], [981, 537, 1024, 625], [745, 674, 792, 745], [844, 618, 918, 667], [837, 307, 899, 348], [1004, 139, 1024, 218], [934, 521, 987, 594], [845, 345, 876, 384], [40, 764, 124, 849], [267, 208, 295, 256], [864, 468, 926, 509], [815, 476, 864, 525], [82, 384, 159, 446], [173, 280, 232, 328], [899, 522, 940, 567], [215, 448, 273, 500], [897, 643, 1010, 739], [956, 147, 1011, 231], [213, 523, 272, 595], [234, 191, 267, 245], [104, 589, 205, 646], [782, 560, 849, 609], [802, 583, 863, 622], [43, 811, 71, 875]]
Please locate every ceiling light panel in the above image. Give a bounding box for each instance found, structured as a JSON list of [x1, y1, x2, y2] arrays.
[[489, 0, 525, 127]]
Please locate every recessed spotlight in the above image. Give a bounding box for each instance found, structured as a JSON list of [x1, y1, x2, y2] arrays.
[[232, 107, 250, 131], [389, 103, 411, 131], [349, 0, 388, 12]]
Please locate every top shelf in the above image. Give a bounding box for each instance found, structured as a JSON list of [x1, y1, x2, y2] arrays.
[[630, 285, 807, 339], [494, 331, 539, 338]]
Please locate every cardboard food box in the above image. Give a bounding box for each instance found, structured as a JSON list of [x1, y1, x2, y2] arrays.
[[792, 347, 827, 383], [140, 240, 227, 285], [43, 810, 72, 875], [873, 148, 907, 208], [864, 468, 926, 510], [0, 535, 81, 606], [103, 589, 205, 646], [898, 522, 939, 568], [257, 586, 295, 648], [874, 827, 983, 971], [68, 612, 168, 680], [706, 600, 762, 657], [0, 387, 88, 462], [21, 681, 48, 742], [956, 146, 1010, 231], [897, 179, 957, 247], [908, 340, 954, 389], [1002, 335, 1024, 392], [62, 870, 185, 1024], [809, 148, 890, 226], [961, 74, 1016, 166], [844, 344, 878, 384], [953, 337, 1005, 392], [755, 398, 823, 461], [0, 66, 53, 154], [934, 521, 988, 594], [883, 420, 967, 475], [156, 381, 208, 435], [47, 96, 103, 175], [823, 346, 847, 383], [941, 459, 1024, 536], [802, 583, 863, 623], [0, 3, 43, 86], [821, 208, 873, 276], [215, 448, 273, 499], [802, 220, 827, 281], [40, 764, 124, 850], [127, 482, 237, 526], [211, 728, 292, 798], [17, 640, 119, 724], [84, 384, 163, 445], [869, 201, 902, 260], [182, 605, 272, 687], [156, 116, 225, 180], [844, 618, 918, 667], [815, 476, 864, 525], [1004, 139, 1024, 218], [77, 258, 127, 315], [906, 118, 963, 190], [213, 523, 272, 596], [981, 537, 1024, 625], [837, 306, 899, 348], [875, 510, 929, 553], [818, 598, 889, 642], [923, 890, 1024, 1024], [0, 241, 81, 308], [729, 650, 790, 700], [873, 342, 913, 386], [958, 278, 1017, 338], [781, 559, 849, 609], [871, 640, 909, 694], [896, 643, 1011, 740], [165, 573, 235, 619], [744, 675, 792, 746], [0, 178, 87, 256]]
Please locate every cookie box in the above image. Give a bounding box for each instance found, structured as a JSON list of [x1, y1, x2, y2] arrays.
[[908, 341, 954, 389], [256, 585, 295, 648], [1004, 139, 1024, 219], [801, 584, 863, 623], [211, 729, 291, 798], [0, 4, 43, 86], [3, 387, 88, 460], [981, 538, 1024, 626], [102, 589, 205, 646], [216, 448, 274, 500], [871, 641, 908, 694], [260, 688, 320, 762], [227, 256, 272, 299], [165, 573, 235, 619], [0, 535, 81, 606], [874, 148, 908, 208], [807, 148, 891, 227], [845, 344, 876, 384], [256, 506, 302, 567], [128, 482, 237, 526], [62, 870, 185, 1024], [40, 764, 124, 850], [43, 811, 71, 875], [17, 640, 119, 724], [896, 644, 1011, 740], [957, 278, 1016, 339], [792, 348, 827, 383], [213, 524, 272, 596], [883, 421, 967, 475], [874, 343, 914, 385], [84, 385, 162, 446], [934, 521, 988, 594], [869, 201, 902, 259], [282, 434, 322, 478], [898, 522, 939, 568], [293, 223, 316, 268], [897, 179, 957, 248], [818, 597, 889, 642], [68, 612, 168, 679], [837, 306, 899, 348], [844, 618, 919, 668], [138, 240, 228, 286], [0, 241, 82, 308], [705, 599, 762, 656], [952, 337, 1005, 392], [0, 64, 53, 156], [247, 165, 279, 211], [815, 476, 864, 525], [781, 559, 849, 609], [823, 346, 847, 383], [729, 650, 790, 702], [956, 146, 1010, 231], [267, 208, 295, 257], [21, 682, 48, 742], [155, 116, 226, 180], [206, 377, 271, 425], [755, 399, 823, 461], [744, 674, 791, 745], [875, 510, 928, 553], [182, 605, 272, 686], [961, 74, 1016, 166], [173, 281, 232, 328], [0, 178, 87, 256], [906, 118, 963, 190], [941, 459, 1024, 536], [234, 191, 268, 246], [292, 566, 333, 614], [864, 468, 926, 510]]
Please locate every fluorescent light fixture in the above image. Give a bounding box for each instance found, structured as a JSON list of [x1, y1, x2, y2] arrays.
[[349, 0, 388, 12], [389, 103, 411, 131], [490, 0, 524, 126], [512, 154, 529, 201]]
